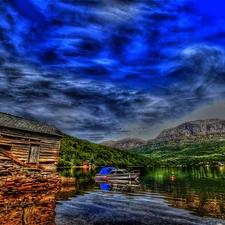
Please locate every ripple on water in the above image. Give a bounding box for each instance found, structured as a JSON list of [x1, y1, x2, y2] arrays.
[[56, 191, 225, 225]]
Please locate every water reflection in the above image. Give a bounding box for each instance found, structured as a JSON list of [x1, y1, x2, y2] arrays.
[[1, 167, 224, 224], [96, 180, 141, 192], [57, 166, 225, 220], [139, 166, 225, 220], [56, 176, 77, 201]]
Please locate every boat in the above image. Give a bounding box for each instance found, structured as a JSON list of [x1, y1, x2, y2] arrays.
[[94, 166, 140, 181]]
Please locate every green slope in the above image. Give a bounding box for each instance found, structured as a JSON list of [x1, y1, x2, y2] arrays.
[[58, 133, 158, 167], [128, 140, 225, 166]]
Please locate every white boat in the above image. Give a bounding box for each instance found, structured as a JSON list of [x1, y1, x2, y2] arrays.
[[94, 166, 140, 181]]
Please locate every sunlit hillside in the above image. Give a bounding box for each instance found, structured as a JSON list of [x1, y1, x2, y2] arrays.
[[58, 133, 158, 167]]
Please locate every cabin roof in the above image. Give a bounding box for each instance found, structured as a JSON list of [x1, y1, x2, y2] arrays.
[[0, 112, 62, 137]]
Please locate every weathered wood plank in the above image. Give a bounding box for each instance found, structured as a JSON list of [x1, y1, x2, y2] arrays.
[[39, 159, 58, 163], [0, 147, 28, 167], [0, 127, 61, 167]]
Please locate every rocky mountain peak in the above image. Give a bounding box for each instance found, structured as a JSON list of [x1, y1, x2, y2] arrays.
[[101, 118, 225, 149], [156, 118, 225, 142], [100, 138, 146, 149]]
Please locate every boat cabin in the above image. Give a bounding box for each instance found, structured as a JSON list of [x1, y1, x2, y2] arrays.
[[0, 112, 62, 171], [99, 166, 116, 175], [99, 167, 132, 175]]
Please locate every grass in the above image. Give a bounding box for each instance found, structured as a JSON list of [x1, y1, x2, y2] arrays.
[[127, 140, 225, 166]]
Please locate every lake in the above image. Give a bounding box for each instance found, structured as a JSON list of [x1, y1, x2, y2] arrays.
[[55, 166, 225, 225], [1, 167, 225, 224]]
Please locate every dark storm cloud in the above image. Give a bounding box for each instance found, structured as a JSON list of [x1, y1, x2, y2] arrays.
[[0, 53, 151, 140], [1, 0, 225, 141]]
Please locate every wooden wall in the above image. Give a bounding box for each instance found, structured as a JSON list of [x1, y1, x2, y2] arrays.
[[0, 127, 61, 165]]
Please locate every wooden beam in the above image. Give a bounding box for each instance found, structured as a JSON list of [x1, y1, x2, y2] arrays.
[[0, 147, 29, 167]]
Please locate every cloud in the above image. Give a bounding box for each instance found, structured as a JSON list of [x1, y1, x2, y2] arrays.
[[1, 0, 225, 142], [0, 56, 155, 141], [94, 1, 141, 23]]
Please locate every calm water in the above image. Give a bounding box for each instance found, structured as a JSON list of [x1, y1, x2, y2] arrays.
[[55, 166, 225, 224], [1, 167, 225, 224], [139, 166, 225, 219]]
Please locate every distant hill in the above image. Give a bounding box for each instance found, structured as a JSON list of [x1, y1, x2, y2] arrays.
[[100, 138, 147, 149], [152, 118, 225, 143], [58, 133, 158, 167], [101, 119, 225, 166]]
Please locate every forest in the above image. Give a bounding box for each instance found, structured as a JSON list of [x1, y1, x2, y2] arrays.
[[59, 133, 225, 167], [58, 134, 158, 167]]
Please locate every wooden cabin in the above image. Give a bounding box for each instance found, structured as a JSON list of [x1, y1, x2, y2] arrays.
[[0, 112, 62, 170]]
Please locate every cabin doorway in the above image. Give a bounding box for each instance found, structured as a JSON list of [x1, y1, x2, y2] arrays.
[[28, 145, 40, 163]]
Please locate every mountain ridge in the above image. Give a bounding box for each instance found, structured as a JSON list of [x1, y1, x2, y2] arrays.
[[100, 118, 225, 149], [100, 137, 147, 149]]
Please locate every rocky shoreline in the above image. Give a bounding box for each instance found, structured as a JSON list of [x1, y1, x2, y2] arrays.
[[0, 169, 61, 225]]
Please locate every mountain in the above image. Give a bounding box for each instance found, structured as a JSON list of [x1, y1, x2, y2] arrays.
[[59, 119, 225, 167], [153, 118, 225, 143], [101, 119, 225, 166], [59, 133, 158, 167], [101, 119, 225, 149], [100, 138, 147, 149]]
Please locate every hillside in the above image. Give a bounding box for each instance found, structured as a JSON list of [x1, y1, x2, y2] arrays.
[[102, 119, 225, 166], [58, 133, 158, 167]]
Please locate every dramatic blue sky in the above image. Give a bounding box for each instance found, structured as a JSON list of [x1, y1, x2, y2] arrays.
[[1, 0, 225, 142]]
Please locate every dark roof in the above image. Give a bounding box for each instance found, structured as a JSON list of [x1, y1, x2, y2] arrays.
[[0, 113, 62, 137]]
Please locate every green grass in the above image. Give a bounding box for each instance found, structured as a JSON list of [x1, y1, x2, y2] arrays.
[[127, 140, 225, 166]]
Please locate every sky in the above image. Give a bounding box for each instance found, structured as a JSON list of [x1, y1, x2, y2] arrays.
[[1, 0, 225, 142]]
